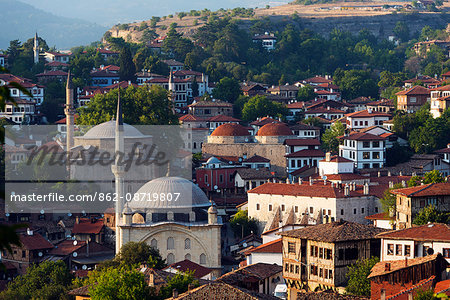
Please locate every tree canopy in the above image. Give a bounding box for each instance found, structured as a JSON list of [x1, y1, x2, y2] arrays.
[[241, 95, 287, 122], [230, 209, 259, 238], [346, 257, 380, 297], [321, 121, 345, 153], [212, 77, 242, 103]]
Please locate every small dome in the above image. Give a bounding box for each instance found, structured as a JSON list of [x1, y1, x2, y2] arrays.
[[128, 177, 210, 210], [211, 123, 249, 137], [256, 122, 293, 136], [81, 120, 144, 139], [206, 157, 221, 165]]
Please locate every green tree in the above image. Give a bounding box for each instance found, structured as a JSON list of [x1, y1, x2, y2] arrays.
[[163, 27, 194, 62], [159, 271, 199, 299], [241, 95, 287, 122], [212, 77, 241, 103], [408, 175, 422, 187], [346, 257, 380, 297], [297, 85, 316, 101], [230, 209, 259, 238], [333, 69, 378, 99], [191, 77, 199, 98], [119, 46, 136, 82], [77, 86, 178, 125], [380, 183, 403, 216], [378, 71, 407, 88], [0, 261, 73, 300], [117, 241, 166, 269], [423, 170, 445, 184], [413, 205, 450, 225], [393, 21, 410, 42], [88, 266, 150, 300], [321, 121, 345, 153], [414, 289, 438, 300]]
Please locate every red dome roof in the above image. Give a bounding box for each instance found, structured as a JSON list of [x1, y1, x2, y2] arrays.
[[256, 122, 293, 136], [211, 123, 250, 137]]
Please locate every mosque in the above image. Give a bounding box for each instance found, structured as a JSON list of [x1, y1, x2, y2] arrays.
[[64, 74, 222, 276]]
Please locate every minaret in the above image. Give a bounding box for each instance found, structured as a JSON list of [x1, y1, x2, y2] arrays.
[[33, 32, 39, 64], [168, 71, 176, 112], [112, 89, 125, 254], [65, 71, 75, 160]]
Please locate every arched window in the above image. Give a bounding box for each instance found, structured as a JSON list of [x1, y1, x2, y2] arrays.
[[167, 253, 175, 265], [167, 237, 174, 250], [199, 253, 206, 265], [184, 238, 191, 250], [150, 239, 157, 249], [185, 253, 191, 261]]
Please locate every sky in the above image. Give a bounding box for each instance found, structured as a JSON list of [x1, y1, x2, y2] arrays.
[[19, 0, 290, 26]]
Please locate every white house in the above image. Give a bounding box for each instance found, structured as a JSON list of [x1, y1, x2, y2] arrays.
[[430, 84, 450, 118], [345, 109, 391, 130], [44, 52, 70, 64], [339, 132, 387, 169], [318, 153, 354, 176], [289, 123, 320, 139], [245, 239, 282, 266], [0, 73, 44, 105], [303, 107, 345, 120], [1, 98, 37, 124], [377, 223, 450, 263], [252, 33, 277, 51], [242, 155, 271, 170], [365, 212, 394, 230]]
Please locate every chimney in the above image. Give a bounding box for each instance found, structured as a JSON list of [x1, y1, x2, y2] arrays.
[[344, 184, 349, 196], [27, 228, 33, 236], [389, 181, 394, 188], [286, 178, 290, 184], [378, 171, 381, 177], [273, 178, 276, 183], [384, 263, 391, 271], [402, 180, 406, 187], [388, 171, 391, 177], [76, 216, 80, 224], [323, 179, 326, 185], [86, 240, 90, 257], [399, 171, 403, 177], [309, 177, 313, 186], [331, 182, 334, 188], [381, 289, 386, 300], [363, 182, 369, 195], [172, 289, 178, 298], [325, 152, 331, 162], [299, 178, 303, 185]]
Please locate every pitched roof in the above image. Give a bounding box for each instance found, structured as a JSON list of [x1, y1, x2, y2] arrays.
[[365, 212, 393, 221], [284, 138, 321, 146], [244, 155, 270, 163], [391, 182, 450, 197], [245, 239, 282, 254], [72, 218, 104, 235], [340, 132, 386, 141], [368, 254, 446, 278], [319, 155, 352, 163], [217, 263, 282, 284], [55, 114, 79, 124], [163, 259, 212, 279], [250, 117, 281, 127], [290, 123, 321, 130], [376, 223, 450, 242], [188, 100, 232, 107], [305, 107, 345, 114], [287, 102, 305, 109], [235, 168, 273, 180], [20, 233, 54, 250], [395, 85, 430, 95], [286, 149, 325, 158], [303, 76, 332, 84], [280, 220, 387, 242], [162, 59, 184, 66], [208, 115, 241, 122], [346, 109, 391, 118], [45, 61, 69, 67], [36, 70, 68, 77], [178, 114, 205, 122], [431, 84, 450, 91]]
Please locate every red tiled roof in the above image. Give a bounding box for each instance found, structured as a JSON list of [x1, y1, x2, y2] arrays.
[[252, 34, 277, 40], [104, 81, 138, 89], [45, 51, 69, 57], [340, 132, 387, 141], [377, 223, 450, 242], [250, 117, 281, 126], [102, 65, 120, 72], [368, 254, 445, 278], [396, 85, 430, 95], [286, 149, 325, 158], [365, 212, 393, 220], [319, 155, 352, 163], [55, 114, 79, 124], [20, 233, 54, 250], [322, 173, 367, 181], [208, 115, 241, 122], [390, 182, 450, 197], [346, 109, 392, 118], [163, 259, 212, 279], [435, 147, 450, 154], [284, 138, 321, 146], [287, 102, 305, 109], [178, 114, 205, 122], [435, 279, 450, 295], [303, 76, 332, 84], [45, 61, 69, 67], [97, 48, 119, 54], [90, 70, 120, 78], [244, 155, 270, 163], [246, 239, 282, 254], [305, 107, 345, 114], [50, 239, 85, 255], [36, 70, 68, 77], [72, 218, 104, 235], [256, 123, 293, 136]]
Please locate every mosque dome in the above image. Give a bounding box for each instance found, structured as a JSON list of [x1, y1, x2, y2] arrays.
[[256, 122, 293, 136], [80, 120, 144, 139], [210, 123, 249, 137], [128, 177, 211, 211]]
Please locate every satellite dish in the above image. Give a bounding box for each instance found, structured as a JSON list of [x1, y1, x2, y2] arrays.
[[73, 241, 78, 246], [67, 212, 72, 217], [228, 161, 232, 164], [322, 175, 327, 180], [243, 242, 248, 248], [81, 210, 86, 215], [245, 138, 249, 142], [5, 213, 9, 217], [238, 158, 243, 162], [427, 248, 434, 255], [40, 210, 45, 214], [38, 252, 43, 257], [66, 235, 71, 238], [214, 185, 218, 190], [82, 265, 87, 270], [73, 252, 78, 257]]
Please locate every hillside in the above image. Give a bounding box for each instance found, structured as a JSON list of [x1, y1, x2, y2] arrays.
[[0, 0, 107, 50], [105, 1, 450, 43]]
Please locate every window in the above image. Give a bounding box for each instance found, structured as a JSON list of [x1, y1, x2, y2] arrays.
[[290, 264, 294, 273], [345, 248, 358, 260], [288, 242, 296, 254], [185, 238, 191, 249], [22, 250, 26, 258], [373, 141, 380, 148], [167, 237, 174, 250], [443, 248, 450, 258], [325, 249, 332, 260], [363, 152, 370, 159], [295, 265, 299, 274], [319, 268, 323, 278], [387, 244, 394, 255], [167, 253, 175, 265], [219, 174, 223, 183], [204, 174, 208, 183], [310, 207, 314, 214], [372, 152, 380, 159], [329, 270, 333, 279], [363, 141, 370, 148], [396, 244, 402, 256], [295, 206, 298, 213], [341, 209, 344, 215], [256, 204, 260, 210], [363, 163, 370, 169], [405, 245, 411, 256], [151, 239, 157, 249], [319, 248, 323, 258], [200, 253, 206, 265], [373, 163, 380, 168], [353, 208, 357, 214], [361, 208, 365, 214], [285, 263, 289, 272], [185, 253, 191, 260], [268, 204, 272, 211]]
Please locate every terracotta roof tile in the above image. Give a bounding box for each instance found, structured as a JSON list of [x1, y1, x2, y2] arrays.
[[256, 123, 293, 136], [163, 259, 212, 279], [244, 155, 270, 163], [395, 85, 430, 95], [319, 155, 352, 163], [246, 239, 282, 254], [72, 218, 104, 235], [346, 109, 392, 118], [20, 233, 54, 250], [365, 212, 394, 220], [390, 182, 450, 197], [286, 149, 325, 158], [376, 223, 450, 242], [368, 254, 445, 278]]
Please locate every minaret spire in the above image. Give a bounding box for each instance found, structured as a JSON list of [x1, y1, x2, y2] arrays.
[[33, 32, 39, 64], [65, 71, 75, 162], [112, 87, 125, 254]]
